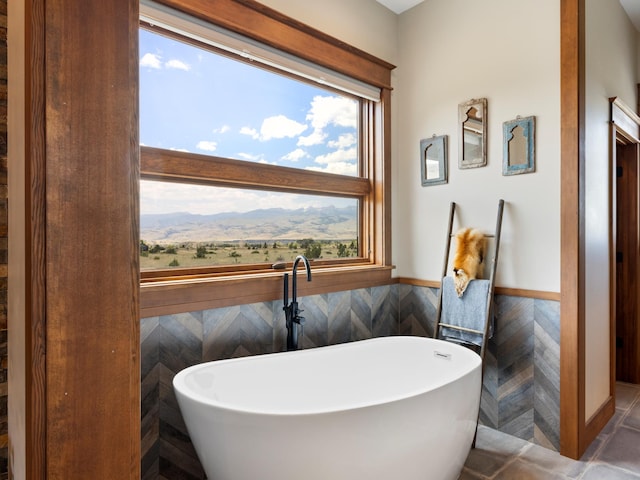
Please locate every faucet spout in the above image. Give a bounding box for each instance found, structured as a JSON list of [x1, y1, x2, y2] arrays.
[[284, 255, 312, 351], [292, 255, 312, 304]]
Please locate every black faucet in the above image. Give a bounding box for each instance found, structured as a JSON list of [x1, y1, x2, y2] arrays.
[[283, 255, 312, 351]]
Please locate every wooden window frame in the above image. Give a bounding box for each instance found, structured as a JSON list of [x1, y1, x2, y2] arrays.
[[140, 0, 395, 317]]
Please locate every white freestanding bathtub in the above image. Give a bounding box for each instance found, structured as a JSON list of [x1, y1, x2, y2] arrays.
[[173, 336, 482, 480]]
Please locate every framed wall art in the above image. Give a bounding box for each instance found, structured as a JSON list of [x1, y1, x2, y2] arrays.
[[459, 98, 487, 169], [503, 115, 535, 175], [420, 134, 448, 186]]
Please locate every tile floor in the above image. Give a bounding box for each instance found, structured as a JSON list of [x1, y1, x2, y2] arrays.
[[461, 382, 640, 479]]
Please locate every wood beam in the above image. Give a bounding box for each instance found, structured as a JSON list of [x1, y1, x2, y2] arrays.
[[560, 0, 586, 459], [9, 0, 141, 477]]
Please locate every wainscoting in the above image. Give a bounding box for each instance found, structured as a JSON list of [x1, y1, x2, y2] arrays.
[[141, 285, 398, 479], [140, 283, 560, 479], [400, 285, 561, 451]]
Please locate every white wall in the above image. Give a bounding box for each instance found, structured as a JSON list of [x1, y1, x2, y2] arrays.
[[255, 0, 398, 65], [584, 0, 638, 420], [394, 0, 561, 292], [256, 0, 561, 292]]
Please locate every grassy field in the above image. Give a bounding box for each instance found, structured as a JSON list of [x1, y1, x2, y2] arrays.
[[140, 240, 357, 270]]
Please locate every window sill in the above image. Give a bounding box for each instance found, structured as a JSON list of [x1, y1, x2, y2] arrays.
[[140, 264, 395, 317]]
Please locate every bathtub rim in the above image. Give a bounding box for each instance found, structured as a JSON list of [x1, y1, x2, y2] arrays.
[[173, 335, 482, 417]]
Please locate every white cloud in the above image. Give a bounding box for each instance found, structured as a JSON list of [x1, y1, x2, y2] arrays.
[[297, 130, 327, 147], [140, 53, 162, 69], [165, 59, 191, 71], [236, 153, 276, 165], [240, 116, 308, 142], [328, 133, 357, 149], [307, 96, 357, 130], [213, 125, 231, 134], [282, 148, 308, 162], [196, 140, 218, 152], [140, 180, 340, 215], [314, 147, 357, 165], [170, 147, 190, 153], [259, 115, 307, 141], [308, 147, 357, 175], [297, 96, 357, 149], [237, 152, 263, 161], [306, 162, 357, 176], [141, 181, 263, 215], [240, 126, 260, 140], [140, 53, 191, 71]]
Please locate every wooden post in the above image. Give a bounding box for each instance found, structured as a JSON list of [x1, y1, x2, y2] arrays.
[[9, 0, 140, 477]]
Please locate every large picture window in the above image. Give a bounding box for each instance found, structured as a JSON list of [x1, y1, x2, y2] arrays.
[[140, 25, 366, 273], [138, 0, 393, 314]]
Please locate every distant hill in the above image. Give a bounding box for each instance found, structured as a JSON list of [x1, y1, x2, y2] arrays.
[[140, 205, 357, 244]]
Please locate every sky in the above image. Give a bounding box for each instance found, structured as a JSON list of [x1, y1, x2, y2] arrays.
[[139, 28, 360, 215]]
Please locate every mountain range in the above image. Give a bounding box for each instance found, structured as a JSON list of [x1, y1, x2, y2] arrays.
[[140, 205, 357, 244]]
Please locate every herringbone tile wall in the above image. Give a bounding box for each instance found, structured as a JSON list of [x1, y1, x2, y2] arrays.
[[141, 286, 399, 479], [397, 285, 561, 451], [140, 283, 560, 479]]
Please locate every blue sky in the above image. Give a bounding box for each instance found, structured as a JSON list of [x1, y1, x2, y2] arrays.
[[139, 28, 359, 215]]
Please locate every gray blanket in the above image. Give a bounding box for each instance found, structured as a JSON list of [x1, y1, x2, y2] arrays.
[[440, 276, 493, 347]]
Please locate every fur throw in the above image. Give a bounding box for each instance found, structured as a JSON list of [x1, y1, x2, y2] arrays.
[[452, 227, 486, 297]]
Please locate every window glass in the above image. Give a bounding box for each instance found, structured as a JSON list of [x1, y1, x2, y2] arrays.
[[140, 28, 360, 176], [140, 180, 359, 269], [138, 19, 381, 276]]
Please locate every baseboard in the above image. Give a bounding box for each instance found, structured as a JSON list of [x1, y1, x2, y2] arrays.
[[583, 395, 615, 455]]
